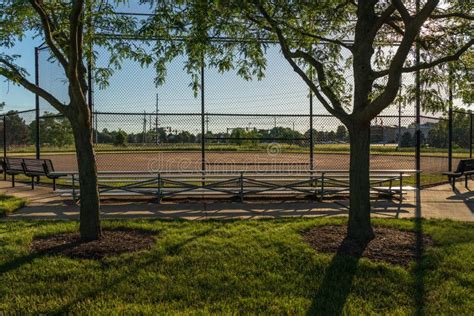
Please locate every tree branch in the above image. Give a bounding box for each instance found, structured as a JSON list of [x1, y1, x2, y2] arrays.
[[430, 12, 474, 20], [372, 4, 396, 34], [29, 0, 69, 69], [0, 58, 67, 114], [391, 0, 411, 23], [253, 0, 348, 120], [362, 0, 439, 119], [289, 49, 346, 114], [374, 39, 474, 78], [67, 0, 88, 103], [274, 19, 353, 51]]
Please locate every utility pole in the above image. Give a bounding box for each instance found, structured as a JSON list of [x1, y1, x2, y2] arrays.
[[95, 114, 98, 143], [398, 99, 402, 147], [143, 111, 147, 145], [155, 93, 159, 144], [205, 113, 209, 134], [149, 113, 152, 134]]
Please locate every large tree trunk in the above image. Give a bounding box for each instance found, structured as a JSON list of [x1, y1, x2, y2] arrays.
[[347, 122, 374, 242], [70, 106, 101, 241]]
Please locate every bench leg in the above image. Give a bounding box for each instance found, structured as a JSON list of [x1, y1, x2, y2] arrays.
[[53, 178, 56, 191], [239, 173, 244, 202], [11, 174, 15, 188], [31, 177, 35, 190], [399, 177, 403, 202], [313, 178, 319, 200], [321, 175, 325, 201]]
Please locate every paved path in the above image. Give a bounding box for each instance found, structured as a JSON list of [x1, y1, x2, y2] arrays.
[[1, 181, 472, 222]]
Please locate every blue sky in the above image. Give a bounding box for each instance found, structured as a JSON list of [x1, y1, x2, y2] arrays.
[[0, 31, 43, 112]]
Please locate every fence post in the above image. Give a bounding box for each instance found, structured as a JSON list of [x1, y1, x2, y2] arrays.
[[3, 115, 6, 180], [415, 9, 421, 190], [88, 50, 94, 143], [87, 1, 95, 144], [448, 69, 453, 172], [3, 115, 6, 159], [35, 46, 40, 159], [309, 70, 314, 170], [201, 58, 206, 172], [470, 113, 473, 159]]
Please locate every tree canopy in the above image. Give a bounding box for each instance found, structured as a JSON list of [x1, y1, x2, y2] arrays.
[[141, 0, 472, 114]]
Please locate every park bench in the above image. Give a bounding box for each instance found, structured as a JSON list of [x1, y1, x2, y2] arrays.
[[22, 158, 66, 190], [2, 157, 24, 187], [443, 159, 474, 189]]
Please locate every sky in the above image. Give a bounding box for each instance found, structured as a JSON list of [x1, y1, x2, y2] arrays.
[[0, 31, 43, 112]]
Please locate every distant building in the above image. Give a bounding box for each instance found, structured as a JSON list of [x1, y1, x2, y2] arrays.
[[406, 122, 436, 139], [370, 125, 405, 143]]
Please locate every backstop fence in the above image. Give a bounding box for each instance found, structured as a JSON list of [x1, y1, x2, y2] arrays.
[[1, 38, 472, 188]]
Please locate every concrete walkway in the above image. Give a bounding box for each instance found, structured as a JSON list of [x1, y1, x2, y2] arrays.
[[1, 181, 473, 222]]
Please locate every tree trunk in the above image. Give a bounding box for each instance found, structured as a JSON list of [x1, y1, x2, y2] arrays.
[[71, 107, 101, 241], [347, 122, 374, 242]]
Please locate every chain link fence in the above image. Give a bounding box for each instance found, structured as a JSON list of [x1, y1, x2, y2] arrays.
[[0, 110, 36, 154], [1, 39, 471, 189]]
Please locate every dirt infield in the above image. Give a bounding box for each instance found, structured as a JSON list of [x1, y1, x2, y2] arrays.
[[35, 151, 451, 173]]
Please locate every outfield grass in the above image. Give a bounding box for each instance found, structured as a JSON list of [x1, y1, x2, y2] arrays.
[[0, 195, 26, 216], [0, 218, 472, 314]]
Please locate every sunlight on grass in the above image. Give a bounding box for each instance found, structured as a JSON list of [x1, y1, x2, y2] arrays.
[[0, 218, 472, 314], [0, 195, 26, 216]]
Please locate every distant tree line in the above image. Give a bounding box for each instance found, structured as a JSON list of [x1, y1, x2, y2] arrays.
[[0, 111, 74, 147], [94, 125, 350, 147], [3, 110, 471, 150], [426, 111, 472, 149]]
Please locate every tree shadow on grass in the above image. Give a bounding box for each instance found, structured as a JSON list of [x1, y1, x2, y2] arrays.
[[306, 237, 369, 315], [0, 240, 81, 275], [50, 227, 215, 314], [413, 187, 427, 316], [0, 226, 214, 313], [413, 217, 427, 316]]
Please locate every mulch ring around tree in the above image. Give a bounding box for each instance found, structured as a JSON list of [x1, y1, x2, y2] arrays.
[[30, 229, 156, 260], [303, 225, 433, 266]]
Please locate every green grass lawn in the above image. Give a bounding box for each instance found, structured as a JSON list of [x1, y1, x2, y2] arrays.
[[0, 218, 472, 314], [0, 195, 26, 216]]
